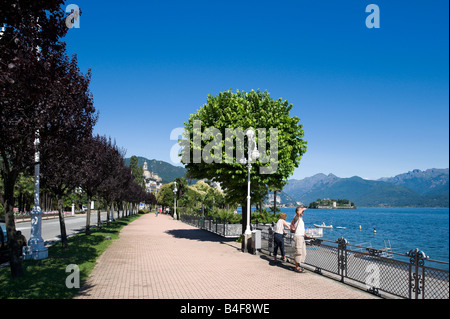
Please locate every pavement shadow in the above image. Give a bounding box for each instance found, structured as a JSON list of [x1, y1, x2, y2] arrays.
[[165, 228, 240, 250], [259, 253, 296, 272], [77, 282, 96, 298]]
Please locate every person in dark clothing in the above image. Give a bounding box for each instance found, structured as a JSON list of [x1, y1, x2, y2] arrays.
[[273, 213, 290, 262]]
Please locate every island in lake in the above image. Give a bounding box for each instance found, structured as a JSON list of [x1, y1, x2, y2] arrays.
[[308, 198, 356, 209]]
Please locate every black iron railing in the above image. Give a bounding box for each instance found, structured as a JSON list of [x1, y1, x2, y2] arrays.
[[257, 225, 449, 299], [180, 214, 242, 238], [178, 216, 449, 299]]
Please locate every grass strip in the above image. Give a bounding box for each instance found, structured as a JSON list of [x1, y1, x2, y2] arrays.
[[0, 214, 142, 299]]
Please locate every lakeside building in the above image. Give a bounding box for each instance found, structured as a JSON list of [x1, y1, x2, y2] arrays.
[[142, 161, 162, 194], [268, 193, 281, 204], [311, 198, 356, 209]]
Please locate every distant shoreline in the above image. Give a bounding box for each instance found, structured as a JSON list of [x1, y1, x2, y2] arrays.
[[306, 206, 449, 209], [309, 206, 356, 209], [253, 206, 449, 210]]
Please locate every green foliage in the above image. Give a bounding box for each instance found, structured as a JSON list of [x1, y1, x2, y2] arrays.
[[205, 208, 242, 224], [181, 89, 307, 208], [268, 206, 281, 214], [129, 155, 145, 189], [251, 209, 280, 224], [156, 183, 176, 208], [66, 190, 90, 211], [0, 172, 34, 217], [177, 180, 225, 214]]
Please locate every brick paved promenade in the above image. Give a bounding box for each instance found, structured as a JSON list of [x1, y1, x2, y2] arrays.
[[76, 213, 378, 299]]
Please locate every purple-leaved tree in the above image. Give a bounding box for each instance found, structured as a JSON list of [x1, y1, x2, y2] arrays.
[[0, 0, 78, 277]]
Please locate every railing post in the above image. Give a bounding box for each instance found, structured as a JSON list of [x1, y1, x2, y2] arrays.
[[408, 248, 428, 299], [268, 226, 273, 256], [337, 237, 348, 283]]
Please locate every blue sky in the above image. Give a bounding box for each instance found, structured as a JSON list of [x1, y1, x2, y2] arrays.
[[63, 0, 449, 180]]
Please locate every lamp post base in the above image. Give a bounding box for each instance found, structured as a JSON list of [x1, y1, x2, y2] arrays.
[[24, 245, 48, 260], [241, 233, 252, 253], [27, 206, 48, 260]]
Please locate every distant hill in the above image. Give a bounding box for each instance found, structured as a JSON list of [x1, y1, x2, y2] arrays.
[[378, 168, 449, 195], [124, 156, 186, 184], [266, 191, 298, 206], [283, 169, 449, 208], [123, 159, 448, 207], [278, 191, 298, 205]]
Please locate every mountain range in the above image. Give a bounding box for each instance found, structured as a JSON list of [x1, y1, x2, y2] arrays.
[[125, 156, 448, 208], [284, 169, 449, 208]]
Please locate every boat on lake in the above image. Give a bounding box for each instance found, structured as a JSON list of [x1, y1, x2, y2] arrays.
[[314, 222, 333, 229], [353, 239, 395, 260]]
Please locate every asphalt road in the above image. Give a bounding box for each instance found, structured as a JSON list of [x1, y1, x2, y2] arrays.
[[16, 212, 109, 246]]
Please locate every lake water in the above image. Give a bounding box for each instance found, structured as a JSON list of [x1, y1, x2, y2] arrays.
[[243, 207, 449, 269]]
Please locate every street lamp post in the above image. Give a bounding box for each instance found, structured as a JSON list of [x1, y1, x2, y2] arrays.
[[1, 26, 46, 260], [27, 131, 48, 260], [173, 181, 178, 220], [240, 129, 259, 252]]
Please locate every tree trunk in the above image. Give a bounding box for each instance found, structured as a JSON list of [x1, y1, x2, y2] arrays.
[[273, 190, 277, 215], [86, 196, 91, 235], [106, 203, 110, 226], [18, 192, 23, 214], [57, 197, 68, 249], [111, 202, 115, 222], [97, 203, 101, 228], [3, 172, 23, 277]]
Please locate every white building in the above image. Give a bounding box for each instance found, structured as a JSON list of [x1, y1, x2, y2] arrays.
[[142, 161, 162, 194]]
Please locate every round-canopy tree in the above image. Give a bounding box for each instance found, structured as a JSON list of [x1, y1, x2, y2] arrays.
[[180, 89, 307, 234]]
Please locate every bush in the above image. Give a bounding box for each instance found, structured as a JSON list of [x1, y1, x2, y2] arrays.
[[219, 210, 242, 224], [204, 208, 242, 224], [251, 209, 280, 224], [138, 208, 150, 214]]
